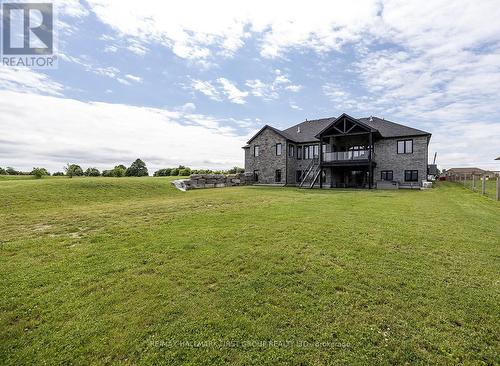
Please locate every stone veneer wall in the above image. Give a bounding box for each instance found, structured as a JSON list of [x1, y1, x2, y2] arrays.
[[373, 135, 429, 185], [244, 128, 287, 184], [171, 173, 254, 191]]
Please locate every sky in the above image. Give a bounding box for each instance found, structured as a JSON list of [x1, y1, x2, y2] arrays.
[[1, 0, 500, 173]]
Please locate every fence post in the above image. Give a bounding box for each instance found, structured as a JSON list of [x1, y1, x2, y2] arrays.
[[497, 177, 500, 201], [482, 175, 486, 195], [472, 175, 476, 190]]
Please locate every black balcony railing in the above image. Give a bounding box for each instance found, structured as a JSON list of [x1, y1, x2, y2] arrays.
[[323, 150, 370, 162]]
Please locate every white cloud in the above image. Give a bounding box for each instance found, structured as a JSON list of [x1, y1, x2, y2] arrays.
[[289, 103, 302, 111], [285, 84, 302, 92], [126, 42, 148, 56], [116, 78, 130, 85], [178, 102, 196, 112], [57, 0, 90, 18], [245, 79, 278, 100], [103, 41, 148, 56], [104, 45, 118, 53], [124, 74, 143, 83], [0, 91, 248, 172], [190, 79, 222, 101], [245, 69, 301, 101], [190, 77, 249, 104], [59, 53, 120, 79], [322, 83, 361, 111], [0, 67, 64, 96], [217, 78, 248, 104], [85, 0, 380, 60], [60, 54, 146, 86]]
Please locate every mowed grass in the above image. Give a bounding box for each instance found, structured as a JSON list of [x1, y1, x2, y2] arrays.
[[460, 178, 499, 200], [0, 178, 499, 365]]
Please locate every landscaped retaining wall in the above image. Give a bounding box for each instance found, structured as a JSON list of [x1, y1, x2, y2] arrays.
[[171, 173, 254, 191]]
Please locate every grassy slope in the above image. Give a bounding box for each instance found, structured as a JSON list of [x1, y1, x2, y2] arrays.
[[0, 175, 36, 181], [0, 178, 498, 365], [460, 178, 499, 200]]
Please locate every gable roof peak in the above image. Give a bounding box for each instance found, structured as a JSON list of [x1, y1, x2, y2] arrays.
[[246, 124, 292, 144]]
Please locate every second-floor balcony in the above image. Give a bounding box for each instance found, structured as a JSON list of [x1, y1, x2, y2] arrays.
[[322, 149, 371, 162]]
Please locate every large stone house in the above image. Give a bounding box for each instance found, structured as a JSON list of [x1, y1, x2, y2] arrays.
[[243, 113, 431, 188]]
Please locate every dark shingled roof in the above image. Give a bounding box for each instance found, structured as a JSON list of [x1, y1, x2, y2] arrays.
[[247, 115, 431, 144], [282, 117, 335, 143], [246, 125, 294, 144], [357, 116, 430, 138]]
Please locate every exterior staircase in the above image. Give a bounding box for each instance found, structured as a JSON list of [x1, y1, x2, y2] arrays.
[[299, 159, 321, 189]]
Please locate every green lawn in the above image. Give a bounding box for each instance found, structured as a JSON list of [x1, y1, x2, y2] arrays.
[[1, 178, 499, 365], [0, 175, 36, 181], [459, 178, 499, 200]]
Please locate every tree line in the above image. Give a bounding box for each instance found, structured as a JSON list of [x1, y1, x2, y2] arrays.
[[0, 159, 148, 178], [153, 166, 244, 176], [1, 159, 244, 179]]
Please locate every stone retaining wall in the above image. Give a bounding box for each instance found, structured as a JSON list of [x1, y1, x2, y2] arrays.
[[171, 173, 254, 191]]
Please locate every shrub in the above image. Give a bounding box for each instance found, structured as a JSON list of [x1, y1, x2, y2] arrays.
[[84, 167, 101, 177], [52, 172, 65, 176], [112, 165, 126, 177], [178, 168, 191, 176], [227, 166, 244, 174], [0, 167, 6, 175], [101, 170, 113, 177], [31, 167, 49, 179], [125, 159, 148, 177], [64, 164, 84, 178], [170, 168, 179, 176], [6, 167, 17, 175], [154, 168, 172, 177]]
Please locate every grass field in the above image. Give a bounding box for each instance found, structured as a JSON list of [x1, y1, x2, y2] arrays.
[[0, 175, 37, 181], [1, 177, 499, 365], [458, 178, 499, 200]]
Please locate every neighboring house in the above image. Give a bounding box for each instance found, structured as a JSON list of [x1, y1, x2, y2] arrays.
[[444, 167, 497, 179], [243, 113, 431, 188], [496, 156, 500, 160]]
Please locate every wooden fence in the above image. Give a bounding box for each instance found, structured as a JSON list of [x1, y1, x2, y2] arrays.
[[447, 174, 500, 201]]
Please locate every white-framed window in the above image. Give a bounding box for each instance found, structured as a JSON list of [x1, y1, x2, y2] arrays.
[[397, 139, 413, 154], [276, 143, 282, 156], [254, 145, 260, 157]]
